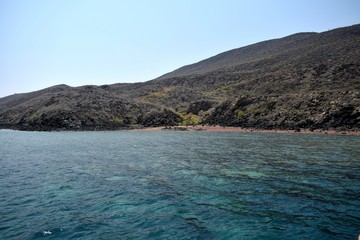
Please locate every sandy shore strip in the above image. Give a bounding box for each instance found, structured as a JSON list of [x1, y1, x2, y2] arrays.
[[130, 125, 360, 135]]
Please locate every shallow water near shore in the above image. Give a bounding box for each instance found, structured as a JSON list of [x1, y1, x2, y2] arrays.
[[0, 130, 359, 239]]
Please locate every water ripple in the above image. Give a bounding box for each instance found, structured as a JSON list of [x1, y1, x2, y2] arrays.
[[0, 130, 359, 239]]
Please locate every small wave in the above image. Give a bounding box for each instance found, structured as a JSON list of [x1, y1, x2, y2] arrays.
[[105, 176, 124, 181], [42, 230, 52, 235]]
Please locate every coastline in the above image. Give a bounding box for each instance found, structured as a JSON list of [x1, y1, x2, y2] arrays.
[[1, 125, 359, 135], [130, 125, 360, 135]]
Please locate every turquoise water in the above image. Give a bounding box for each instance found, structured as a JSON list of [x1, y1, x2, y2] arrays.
[[0, 130, 359, 239]]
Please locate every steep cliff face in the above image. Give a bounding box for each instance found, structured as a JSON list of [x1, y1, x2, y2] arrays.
[[1, 24, 360, 131]]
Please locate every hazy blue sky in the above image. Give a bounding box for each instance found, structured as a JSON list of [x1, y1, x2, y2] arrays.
[[1, 0, 359, 97]]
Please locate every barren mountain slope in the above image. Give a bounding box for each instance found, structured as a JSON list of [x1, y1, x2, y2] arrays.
[[1, 24, 359, 131]]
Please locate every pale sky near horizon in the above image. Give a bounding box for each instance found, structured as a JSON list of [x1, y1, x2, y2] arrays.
[[1, 0, 360, 97]]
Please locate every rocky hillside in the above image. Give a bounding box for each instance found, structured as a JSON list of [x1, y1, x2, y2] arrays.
[[1, 24, 360, 131]]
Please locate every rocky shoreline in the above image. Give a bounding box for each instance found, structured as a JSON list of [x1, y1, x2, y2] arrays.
[[1, 124, 359, 135], [130, 125, 360, 135]]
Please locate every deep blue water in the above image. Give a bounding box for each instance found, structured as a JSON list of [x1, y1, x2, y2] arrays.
[[0, 130, 359, 240]]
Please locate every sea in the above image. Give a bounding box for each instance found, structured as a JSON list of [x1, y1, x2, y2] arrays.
[[0, 130, 359, 240]]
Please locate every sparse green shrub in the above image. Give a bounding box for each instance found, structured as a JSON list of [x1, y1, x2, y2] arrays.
[[179, 113, 201, 125], [235, 109, 246, 119], [113, 117, 124, 124]]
